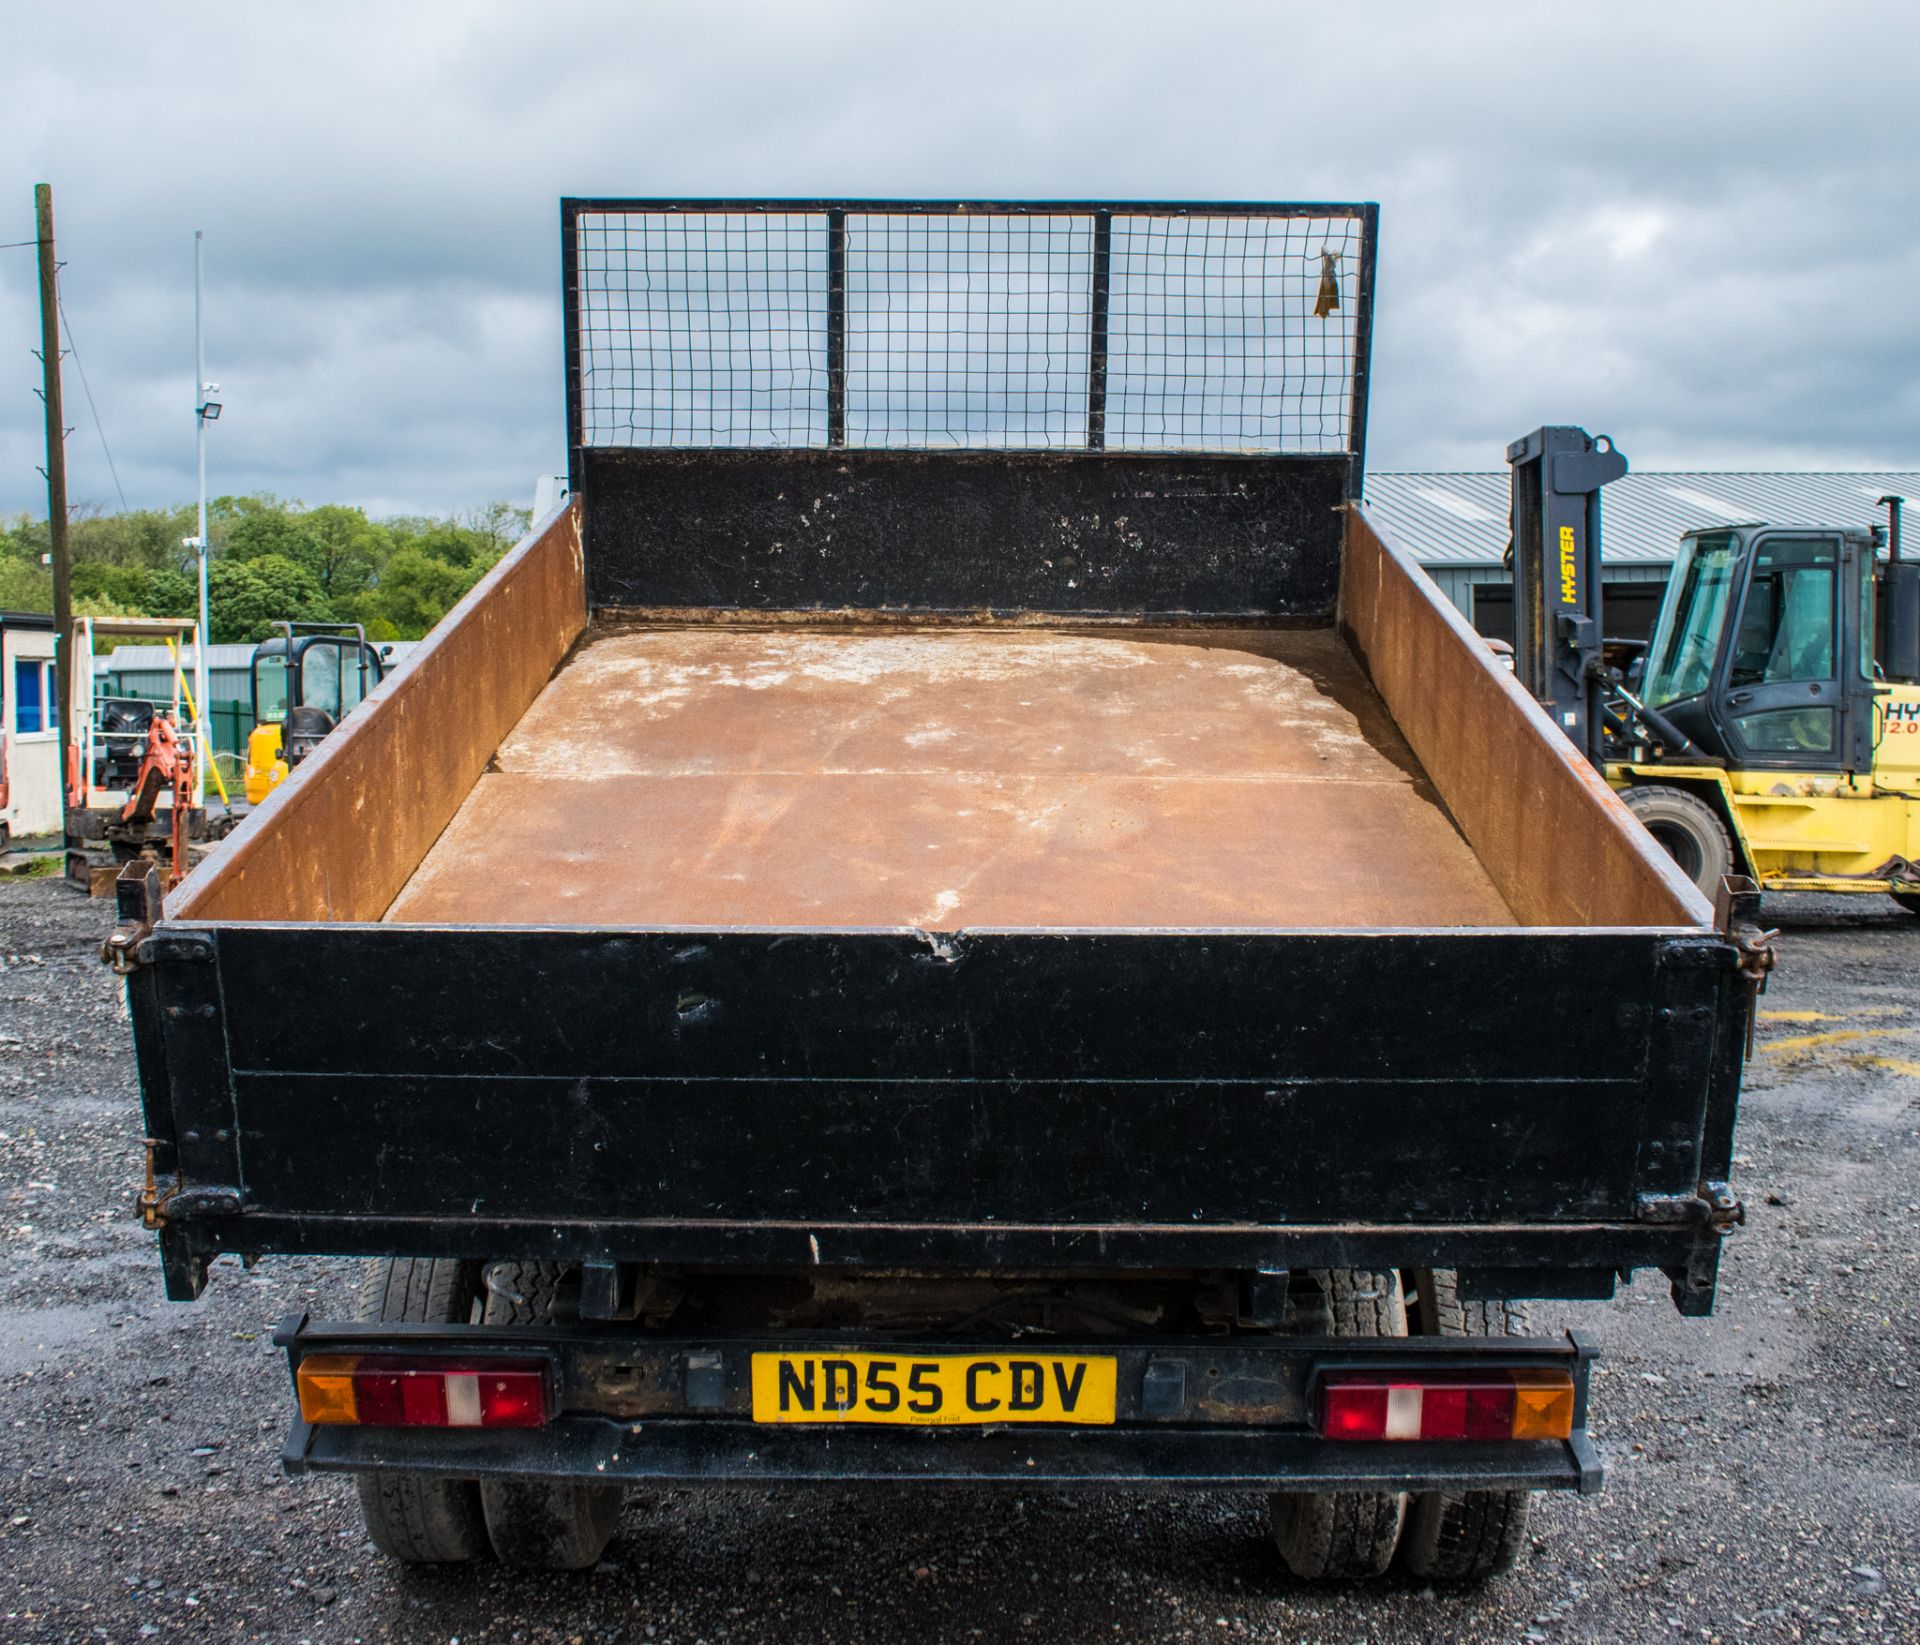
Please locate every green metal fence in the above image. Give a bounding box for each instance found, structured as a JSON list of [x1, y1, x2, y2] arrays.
[[207, 698, 251, 761]]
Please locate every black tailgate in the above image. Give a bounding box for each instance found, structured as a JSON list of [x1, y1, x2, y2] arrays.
[[129, 922, 1745, 1310]]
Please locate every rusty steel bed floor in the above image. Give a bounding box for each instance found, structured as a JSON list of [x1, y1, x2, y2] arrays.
[[383, 625, 1517, 930]]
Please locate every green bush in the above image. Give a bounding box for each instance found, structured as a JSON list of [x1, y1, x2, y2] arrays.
[[0, 495, 527, 642]]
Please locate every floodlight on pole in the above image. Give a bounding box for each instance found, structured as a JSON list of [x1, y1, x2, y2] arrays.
[[192, 230, 212, 809]]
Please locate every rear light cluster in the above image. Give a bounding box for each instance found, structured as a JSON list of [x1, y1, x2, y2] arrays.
[[296, 1354, 553, 1429], [1316, 1369, 1575, 1442]]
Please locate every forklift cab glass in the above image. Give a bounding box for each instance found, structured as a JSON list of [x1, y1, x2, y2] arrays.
[[1729, 536, 1836, 687], [301, 642, 343, 719], [1643, 532, 1739, 707], [253, 655, 289, 725], [1724, 534, 1843, 759], [338, 647, 375, 714]]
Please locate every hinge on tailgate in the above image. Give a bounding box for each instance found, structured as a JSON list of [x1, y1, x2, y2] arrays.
[[1637, 1180, 1745, 1232], [134, 1147, 242, 1232], [1713, 874, 1777, 1057]]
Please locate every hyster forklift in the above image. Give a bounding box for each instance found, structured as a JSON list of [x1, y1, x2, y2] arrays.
[[243, 622, 390, 804], [1507, 427, 1920, 912]]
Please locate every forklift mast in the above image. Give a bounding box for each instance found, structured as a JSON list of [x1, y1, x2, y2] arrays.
[[1506, 426, 1628, 765], [1879, 496, 1920, 684]]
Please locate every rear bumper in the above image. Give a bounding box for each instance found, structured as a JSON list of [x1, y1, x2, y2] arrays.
[[289, 1416, 1601, 1494], [274, 1315, 1603, 1497]]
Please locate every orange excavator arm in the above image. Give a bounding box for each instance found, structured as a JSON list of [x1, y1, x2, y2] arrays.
[[117, 716, 195, 887]]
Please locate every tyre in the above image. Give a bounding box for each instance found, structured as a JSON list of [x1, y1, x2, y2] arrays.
[[1620, 785, 1735, 900], [479, 1262, 622, 1570], [1400, 1269, 1532, 1582], [1269, 1269, 1408, 1580], [353, 1258, 489, 1564]]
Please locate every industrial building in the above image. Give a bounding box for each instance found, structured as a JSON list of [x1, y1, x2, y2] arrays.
[[1366, 471, 1920, 640], [1, 610, 59, 841]]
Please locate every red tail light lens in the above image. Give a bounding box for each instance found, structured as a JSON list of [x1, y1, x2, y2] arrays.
[[1320, 1380, 1390, 1440], [296, 1355, 553, 1429], [1316, 1369, 1575, 1441]]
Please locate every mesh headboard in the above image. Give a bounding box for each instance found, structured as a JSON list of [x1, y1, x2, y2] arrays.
[[562, 198, 1377, 616]]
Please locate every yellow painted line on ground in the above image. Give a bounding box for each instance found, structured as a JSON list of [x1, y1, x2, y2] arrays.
[[1762, 1026, 1906, 1055], [1758, 1010, 1841, 1023], [1858, 1056, 1920, 1079]]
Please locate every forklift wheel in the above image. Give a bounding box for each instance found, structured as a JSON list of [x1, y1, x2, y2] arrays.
[[1621, 785, 1734, 899]]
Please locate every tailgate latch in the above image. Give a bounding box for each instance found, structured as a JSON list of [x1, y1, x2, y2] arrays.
[[1713, 874, 1776, 1056], [136, 1137, 175, 1230], [102, 861, 165, 974]]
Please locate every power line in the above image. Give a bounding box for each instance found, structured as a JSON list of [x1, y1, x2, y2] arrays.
[[57, 292, 129, 511], [1, 238, 44, 249]]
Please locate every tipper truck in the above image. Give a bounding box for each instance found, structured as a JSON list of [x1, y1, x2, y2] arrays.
[[110, 198, 1759, 1585]]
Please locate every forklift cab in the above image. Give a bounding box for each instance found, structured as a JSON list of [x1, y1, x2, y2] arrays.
[[1637, 525, 1919, 774], [245, 624, 388, 803]]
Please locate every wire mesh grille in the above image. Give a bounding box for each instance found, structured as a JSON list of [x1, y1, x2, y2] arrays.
[[846, 214, 1092, 448], [1106, 214, 1359, 453], [575, 212, 828, 446], [571, 205, 1366, 453]]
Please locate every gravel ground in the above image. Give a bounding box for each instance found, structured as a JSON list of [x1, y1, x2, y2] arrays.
[[0, 879, 1914, 1644]]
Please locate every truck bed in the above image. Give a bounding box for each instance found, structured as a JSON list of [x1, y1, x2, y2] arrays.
[[133, 194, 1741, 1316], [386, 624, 1514, 930]]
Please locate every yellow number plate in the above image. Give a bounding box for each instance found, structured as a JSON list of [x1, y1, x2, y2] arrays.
[[750, 1352, 1117, 1426]]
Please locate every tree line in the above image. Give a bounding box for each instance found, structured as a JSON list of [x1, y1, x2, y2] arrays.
[[0, 495, 530, 643]]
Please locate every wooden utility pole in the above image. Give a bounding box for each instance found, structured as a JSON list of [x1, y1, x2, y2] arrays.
[[34, 183, 73, 792]]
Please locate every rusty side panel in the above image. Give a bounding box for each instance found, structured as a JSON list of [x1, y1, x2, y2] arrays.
[[385, 623, 1515, 930], [1339, 506, 1709, 930], [170, 502, 587, 923]]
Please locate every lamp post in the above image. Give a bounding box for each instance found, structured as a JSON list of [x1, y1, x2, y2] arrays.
[[193, 230, 221, 808]]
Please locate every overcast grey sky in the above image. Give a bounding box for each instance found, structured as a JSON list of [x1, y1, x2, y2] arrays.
[[3, 2, 1917, 520]]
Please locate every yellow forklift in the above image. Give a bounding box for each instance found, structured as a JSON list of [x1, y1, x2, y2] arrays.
[[243, 622, 391, 804], [1507, 428, 1920, 912]]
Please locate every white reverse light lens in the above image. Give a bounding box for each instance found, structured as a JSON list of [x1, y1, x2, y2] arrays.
[[1384, 1385, 1422, 1440], [444, 1373, 483, 1427]]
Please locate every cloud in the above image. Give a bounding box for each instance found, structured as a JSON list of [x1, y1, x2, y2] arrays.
[[3, 1, 1918, 518]]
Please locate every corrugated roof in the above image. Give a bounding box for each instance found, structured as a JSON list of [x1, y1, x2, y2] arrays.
[[100, 640, 419, 674], [99, 644, 261, 673], [1364, 471, 1920, 568]]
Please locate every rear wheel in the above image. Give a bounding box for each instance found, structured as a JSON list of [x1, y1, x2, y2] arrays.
[[1268, 1269, 1408, 1580], [354, 1258, 489, 1564], [1621, 785, 1735, 900], [479, 1262, 622, 1570], [1400, 1269, 1532, 1582]]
